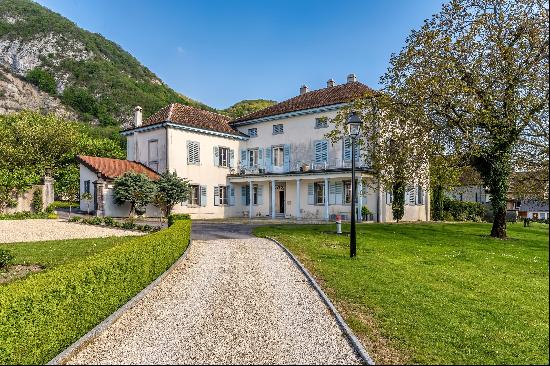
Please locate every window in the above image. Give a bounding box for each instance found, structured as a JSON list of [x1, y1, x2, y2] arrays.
[[219, 186, 228, 205], [315, 118, 328, 129], [407, 186, 416, 205], [253, 185, 258, 205], [148, 139, 159, 171], [189, 185, 200, 206], [315, 182, 325, 205], [84, 180, 90, 194], [218, 147, 230, 167], [273, 124, 284, 135], [344, 181, 352, 204], [386, 192, 393, 204], [248, 128, 257, 137], [417, 186, 424, 205], [187, 141, 200, 165], [272, 146, 284, 167], [248, 149, 258, 167]]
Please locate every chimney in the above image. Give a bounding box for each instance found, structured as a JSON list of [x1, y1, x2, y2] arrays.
[[327, 78, 336, 87], [347, 73, 357, 83], [134, 106, 143, 127], [300, 85, 309, 95]]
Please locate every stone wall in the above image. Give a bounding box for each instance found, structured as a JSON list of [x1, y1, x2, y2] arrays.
[[5, 176, 55, 214]]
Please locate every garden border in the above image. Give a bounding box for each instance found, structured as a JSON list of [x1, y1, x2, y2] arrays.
[[47, 238, 194, 365], [267, 236, 375, 365]]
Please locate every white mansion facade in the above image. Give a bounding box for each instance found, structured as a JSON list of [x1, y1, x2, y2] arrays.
[[79, 75, 430, 222]]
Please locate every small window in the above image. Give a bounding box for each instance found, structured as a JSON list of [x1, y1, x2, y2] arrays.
[[84, 180, 91, 194], [344, 181, 352, 204], [248, 128, 258, 137], [187, 141, 200, 165], [148, 139, 159, 171], [253, 185, 258, 205], [272, 124, 284, 135], [314, 182, 325, 205], [315, 118, 328, 129], [189, 185, 200, 206], [218, 147, 230, 167], [272, 146, 284, 167]]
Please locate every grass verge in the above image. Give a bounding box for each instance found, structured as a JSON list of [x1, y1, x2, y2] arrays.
[[254, 222, 549, 364], [0, 219, 191, 364]]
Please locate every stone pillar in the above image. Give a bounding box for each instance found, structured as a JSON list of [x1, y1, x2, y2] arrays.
[[271, 179, 276, 219], [249, 180, 253, 219], [357, 178, 363, 222], [41, 175, 55, 209], [295, 178, 301, 220], [93, 178, 106, 217], [324, 177, 329, 221]]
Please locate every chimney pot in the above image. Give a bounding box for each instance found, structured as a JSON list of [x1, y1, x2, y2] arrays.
[[134, 106, 143, 127], [300, 84, 309, 95], [347, 73, 357, 83], [327, 78, 336, 87]]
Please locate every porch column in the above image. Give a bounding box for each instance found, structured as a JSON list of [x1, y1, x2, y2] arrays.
[[324, 177, 329, 221], [271, 179, 276, 219], [377, 180, 382, 223], [249, 180, 253, 219], [295, 178, 301, 220], [357, 178, 363, 222]]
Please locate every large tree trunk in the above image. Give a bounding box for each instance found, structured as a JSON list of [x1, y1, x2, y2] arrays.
[[491, 204, 507, 238]]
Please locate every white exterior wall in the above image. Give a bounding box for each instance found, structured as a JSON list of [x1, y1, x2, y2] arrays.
[[129, 128, 168, 173]]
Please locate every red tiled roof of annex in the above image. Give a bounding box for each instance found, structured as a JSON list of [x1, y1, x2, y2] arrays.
[[231, 81, 375, 123], [77, 155, 160, 181], [138, 103, 243, 136]]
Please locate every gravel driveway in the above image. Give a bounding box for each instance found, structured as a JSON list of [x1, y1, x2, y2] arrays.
[[66, 238, 361, 364], [0, 220, 143, 243]]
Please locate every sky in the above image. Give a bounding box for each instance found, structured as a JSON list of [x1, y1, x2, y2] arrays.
[[36, 0, 446, 109]]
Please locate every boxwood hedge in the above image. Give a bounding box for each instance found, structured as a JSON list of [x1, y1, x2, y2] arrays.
[[0, 218, 191, 365]]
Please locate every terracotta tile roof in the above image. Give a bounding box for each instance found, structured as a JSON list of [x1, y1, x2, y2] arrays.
[[231, 81, 375, 124], [77, 155, 160, 181], [137, 103, 243, 137]]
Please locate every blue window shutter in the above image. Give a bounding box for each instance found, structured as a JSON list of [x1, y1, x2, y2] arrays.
[[240, 149, 247, 167], [283, 144, 290, 172], [229, 149, 235, 168], [229, 185, 235, 206], [241, 186, 247, 205], [257, 185, 264, 205], [335, 181, 343, 204], [200, 185, 207, 207], [314, 140, 320, 163], [265, 147, 272, 172], [307, 184, 314, 205], [214, 186, 220, 206], [315, 140, 328, 164], [343, 138, 352, 161], [213, 146, 219, 166], [322, 140, 328, 162], [329, 182, 336, 205], [258, 148, 263, 168]]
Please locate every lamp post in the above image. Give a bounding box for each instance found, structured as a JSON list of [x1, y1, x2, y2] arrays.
[[347, 111, 363, 258]]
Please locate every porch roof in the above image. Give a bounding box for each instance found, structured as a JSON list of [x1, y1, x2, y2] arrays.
[[227, 167, 374, 183]]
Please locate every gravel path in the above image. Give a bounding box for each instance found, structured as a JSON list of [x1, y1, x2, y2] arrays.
[[67, 238, 361, 365], [0, 219, 143, 243]]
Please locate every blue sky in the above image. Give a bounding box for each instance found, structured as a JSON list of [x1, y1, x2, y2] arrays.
[[36, 0, 445, 109]]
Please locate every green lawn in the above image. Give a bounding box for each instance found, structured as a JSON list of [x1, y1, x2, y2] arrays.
[[254, 222, 549, 365], [0, 236, 135, 270]]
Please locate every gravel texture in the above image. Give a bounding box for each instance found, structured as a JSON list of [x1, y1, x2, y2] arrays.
[[0, 219, 143, 243], [66, 238, 361, 365]]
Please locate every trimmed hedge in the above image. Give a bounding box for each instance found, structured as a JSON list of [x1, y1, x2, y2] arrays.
[[435, 198, 486, 222], [168, 213, 191, 227], [0, 219, 191, 364]]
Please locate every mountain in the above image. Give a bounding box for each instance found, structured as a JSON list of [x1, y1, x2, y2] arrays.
[[0, 0, 212, 127], [222, 99, 277, 119]]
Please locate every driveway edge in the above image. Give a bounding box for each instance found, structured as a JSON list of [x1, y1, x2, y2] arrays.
[[48, 239, 194, 365], [266, 236, 375, 365]]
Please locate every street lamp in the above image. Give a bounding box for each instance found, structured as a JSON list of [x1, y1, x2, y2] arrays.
[[347, 111, 363, 258]]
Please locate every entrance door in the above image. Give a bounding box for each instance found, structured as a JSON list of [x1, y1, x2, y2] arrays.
[[278, 190, 285, 213], [274, 183, 286, 215]]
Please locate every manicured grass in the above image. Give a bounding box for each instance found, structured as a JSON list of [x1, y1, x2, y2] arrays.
[[254, 222, 549, 365], [0, 236, 135, 270]]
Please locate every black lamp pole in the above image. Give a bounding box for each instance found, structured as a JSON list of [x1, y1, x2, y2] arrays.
[[350, 134, 357, 258]]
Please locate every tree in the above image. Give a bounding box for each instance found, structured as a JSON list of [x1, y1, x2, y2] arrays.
[[374, 0, 548, 238], [0, 168, 38, 213], [112, 171, 156, 217], [154, 171, 190, 217], [430, 156, 463, 221], [26, 68, 57, 94]]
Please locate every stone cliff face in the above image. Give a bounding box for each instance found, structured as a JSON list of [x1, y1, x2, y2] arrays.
[[0, 66, 77, 119]]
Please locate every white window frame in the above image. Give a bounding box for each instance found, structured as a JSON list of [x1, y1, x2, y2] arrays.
[[253, 184, 259, 205], [248, 128, 258, 137], [314, 182, 325, 205], [189, 184, 200, 206], [84, 180, 91, 194], [272, 146, 284, 167], [219, 186, 228, 205], [218, 146, 230, 167], [343, 181, 352, 204], [315, 118, 328, 129], [248, 148, 259, 167]]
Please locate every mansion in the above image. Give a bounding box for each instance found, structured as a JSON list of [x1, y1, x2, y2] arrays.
[[79, 74, 430, 222]]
